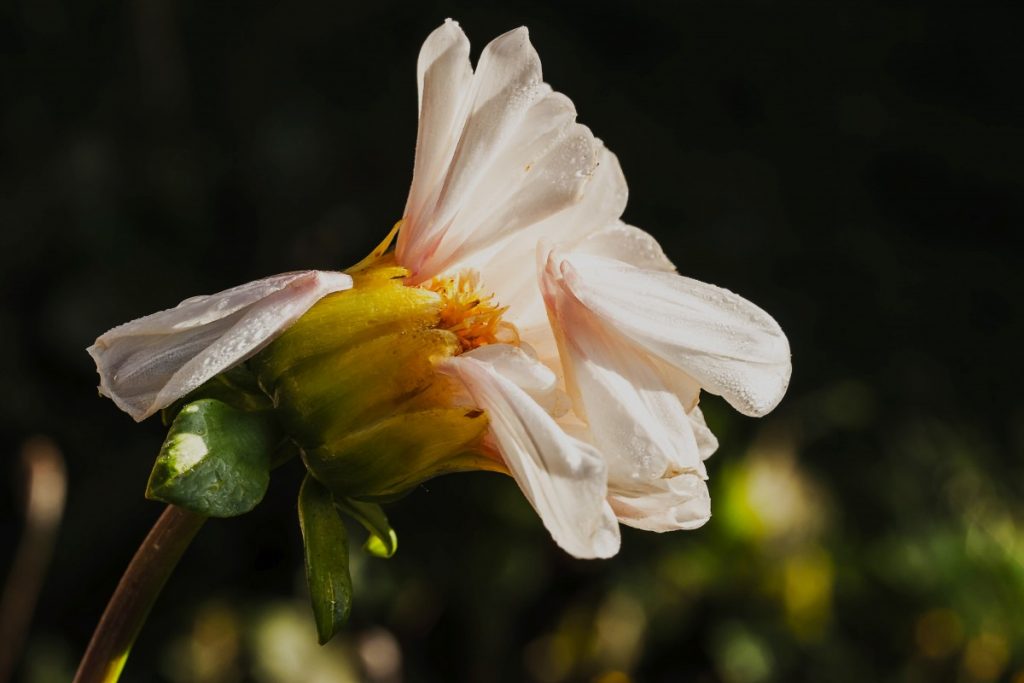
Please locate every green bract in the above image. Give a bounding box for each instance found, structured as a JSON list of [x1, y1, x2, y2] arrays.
[[252, 259, 502, 503], [304, 406, 494, 502], [147, 399, 278, 517], [141, 256, 512, 646], [335, 497, 398, 558], [299, 475, 353, 644]]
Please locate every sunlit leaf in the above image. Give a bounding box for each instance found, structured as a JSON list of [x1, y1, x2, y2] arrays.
[[147, 399, 277, 517]]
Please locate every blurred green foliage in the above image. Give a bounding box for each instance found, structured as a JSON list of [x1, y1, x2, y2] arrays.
[[1, 1, 1021, 682]]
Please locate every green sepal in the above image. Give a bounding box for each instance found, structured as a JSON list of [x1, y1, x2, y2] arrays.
[[302, 407, 495, 502], [147, 399, 278, 517], [271, 328, 461, 446], [335, 497, 398, 558], [270, 438, 304, 469], [160, 365, 273, 427], [298, 474, 353, 644], [251, 269, 441, 397]]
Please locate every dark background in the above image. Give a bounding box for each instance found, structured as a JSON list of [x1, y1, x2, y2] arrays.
[[2, 1, 1023, 682]]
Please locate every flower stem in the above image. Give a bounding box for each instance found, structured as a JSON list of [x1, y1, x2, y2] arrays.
[[73, 505, 206, 683]]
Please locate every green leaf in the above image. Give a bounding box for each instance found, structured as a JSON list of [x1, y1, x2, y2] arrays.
[[298, 475, 353, 644], [147, 399, 277, 517], [335, 497, 398, 558]]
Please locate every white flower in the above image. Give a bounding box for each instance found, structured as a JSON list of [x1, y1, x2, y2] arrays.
[[88, 20, 791, 559], [402, 21, 790, 557]]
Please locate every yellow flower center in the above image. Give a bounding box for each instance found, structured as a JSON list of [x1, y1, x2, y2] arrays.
[[252, 250, 511, 501], [422, 271, 518, 352]]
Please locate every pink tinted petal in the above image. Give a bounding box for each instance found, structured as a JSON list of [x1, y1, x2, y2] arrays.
[[689, 406, 720, 461], [400, 19, 474, 271], [440, 352, 620, 559], [561, 253, 791, 417], [541, 256, 705, 482], [400, 26, 544, 278], [609, 472, 711, 532], [433, 112, 599, 272], [572, 221, 676, 272], [398, 25, 612, 282], [88, 270, 352, 421], [460, 343, 571, 418]]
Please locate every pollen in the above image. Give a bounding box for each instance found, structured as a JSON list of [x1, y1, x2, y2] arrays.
[[423, 271, 518, 352]]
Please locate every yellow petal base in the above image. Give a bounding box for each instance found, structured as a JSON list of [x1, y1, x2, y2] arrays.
[[252, 253, 509, 500]]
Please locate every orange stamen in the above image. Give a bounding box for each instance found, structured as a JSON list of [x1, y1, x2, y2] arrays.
[[422, 271, 519, 352]]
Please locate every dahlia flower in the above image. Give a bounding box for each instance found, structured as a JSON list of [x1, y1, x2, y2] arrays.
[[88, 20, 791, 560]]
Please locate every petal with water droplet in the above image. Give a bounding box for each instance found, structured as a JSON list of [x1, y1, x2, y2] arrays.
[[559, 253, 791, 417], [541, 254, 705, 483], [609, 471, 711, 532], [88, 270, 352, 421], [440, 351, 620, 559]]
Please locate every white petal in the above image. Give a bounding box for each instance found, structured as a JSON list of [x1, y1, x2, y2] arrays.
[[462, 145, 626, 279], [689, 406, 720, 461], [433, 110, 599, 271], [398, 26, 610, 281], [403, 20, 473, 246], [648, 354, 702, 412], [572, 221, 676, 272], [460, 343, 569, 417], [609, 472, 711, 532], [399, 26, 543, 277], [87, 270, 352, 421], [463, 343, 556, 394], [643, 357, 718, 458], [641, 357, 719, 458], [541, 256, 705, 483], [440, 352, 620, 559], [534, 146, 629, 249], [560, 254, 791, 417]]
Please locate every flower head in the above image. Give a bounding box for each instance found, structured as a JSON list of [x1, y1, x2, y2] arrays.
[[88, 20, 791, 560]]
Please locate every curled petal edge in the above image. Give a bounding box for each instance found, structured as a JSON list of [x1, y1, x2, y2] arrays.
[[88, 270, 352, 422], [559, 253, 792, 417], [609, 472, 712, 532], [440, 349, 621, 559]]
